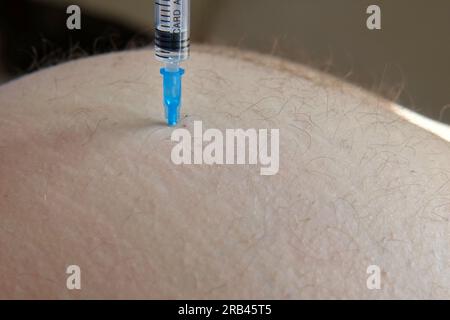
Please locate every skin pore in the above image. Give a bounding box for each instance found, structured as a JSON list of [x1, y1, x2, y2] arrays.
[[0, 45, 449, 299]]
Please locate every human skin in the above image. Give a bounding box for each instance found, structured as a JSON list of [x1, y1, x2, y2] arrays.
[[0, 46, 449, 299]]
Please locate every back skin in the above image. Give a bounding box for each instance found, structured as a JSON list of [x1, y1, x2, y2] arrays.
[[0, 46, 449, 299]]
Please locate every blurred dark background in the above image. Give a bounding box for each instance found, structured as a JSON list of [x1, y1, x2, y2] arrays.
[[0, 0, 152, 81], [0, 0, 449, 124]]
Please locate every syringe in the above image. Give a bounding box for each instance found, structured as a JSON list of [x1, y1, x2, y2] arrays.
[[154, 0, 190, 126]]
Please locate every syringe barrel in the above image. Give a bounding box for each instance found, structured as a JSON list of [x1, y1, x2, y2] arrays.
[[154, 0, 190, 63]]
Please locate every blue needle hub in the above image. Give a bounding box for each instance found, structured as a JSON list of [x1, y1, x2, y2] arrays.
[[160, 67, 185, 126]]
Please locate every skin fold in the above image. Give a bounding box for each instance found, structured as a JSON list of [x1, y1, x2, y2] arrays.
[[0, 46, 449, 299]]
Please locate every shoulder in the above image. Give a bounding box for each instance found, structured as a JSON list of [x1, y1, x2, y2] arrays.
[[0, 46, 449, 299]]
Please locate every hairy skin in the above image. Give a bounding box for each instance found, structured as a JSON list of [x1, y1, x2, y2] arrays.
[[0, 46, 449, 299]]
